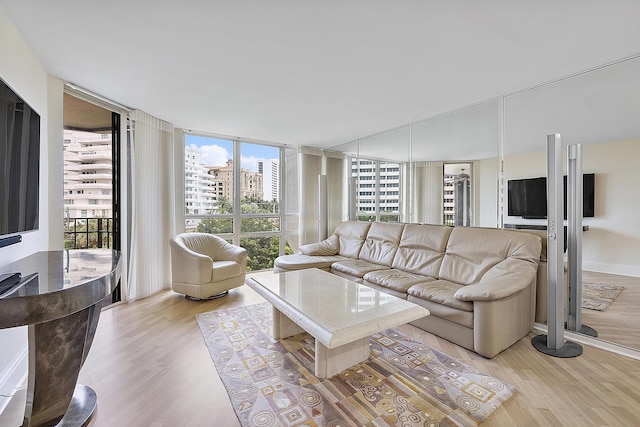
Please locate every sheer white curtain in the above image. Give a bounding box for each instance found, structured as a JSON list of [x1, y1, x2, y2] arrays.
[[412, 160, 444, 224], [284, 147, 300, 253], [298, 147, 323, 245], [127, 110, 175, 299]]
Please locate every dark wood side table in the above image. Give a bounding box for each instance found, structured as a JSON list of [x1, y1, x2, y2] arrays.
[[0, 250, 121, 427]]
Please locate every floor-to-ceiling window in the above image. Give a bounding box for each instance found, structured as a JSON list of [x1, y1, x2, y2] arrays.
[[184, 134, 291, 270]]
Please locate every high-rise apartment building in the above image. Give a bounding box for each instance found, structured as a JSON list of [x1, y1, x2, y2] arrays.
[[352, 159, 401, 216], [185, 146, 216, 215], [63, 130, 112, 218], [256, 159, 279, 201], [443, 164, 471, 226]]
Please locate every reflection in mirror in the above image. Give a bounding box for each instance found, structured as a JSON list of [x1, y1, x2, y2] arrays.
[[444, 163, 472, 226], [348, 126, 410, 223], [503, 56, 640, 351], [410, 100, 499, 227], [331, 100, 499, 228]]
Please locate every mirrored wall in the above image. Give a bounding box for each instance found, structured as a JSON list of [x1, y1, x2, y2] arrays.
[[331, 55, 640, 353], [332, 100, 500, 227], [503, 56, 640, 352]]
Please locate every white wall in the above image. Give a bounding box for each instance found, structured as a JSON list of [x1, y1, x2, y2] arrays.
[[503, 138, 640, 277], [0, 6, 54, 412]]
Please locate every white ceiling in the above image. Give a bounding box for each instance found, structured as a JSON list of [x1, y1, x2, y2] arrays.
[[2, 1, 640, 154]]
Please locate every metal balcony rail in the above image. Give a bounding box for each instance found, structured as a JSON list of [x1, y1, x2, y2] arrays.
[[64, 217, 113, 249]]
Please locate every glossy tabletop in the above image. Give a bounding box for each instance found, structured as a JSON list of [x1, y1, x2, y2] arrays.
[[0, 249, 121, 329], [246, 268, 430, 349]]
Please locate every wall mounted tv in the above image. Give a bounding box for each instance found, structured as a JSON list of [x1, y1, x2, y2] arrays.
[[0, 77, 40, 237], [507, 173, 595, 219]]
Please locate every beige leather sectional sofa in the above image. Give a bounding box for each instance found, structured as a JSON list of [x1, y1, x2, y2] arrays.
[[274, 221, 543, 358]]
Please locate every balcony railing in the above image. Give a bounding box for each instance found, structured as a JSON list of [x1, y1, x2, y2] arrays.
[[64, 217, 113, 249]]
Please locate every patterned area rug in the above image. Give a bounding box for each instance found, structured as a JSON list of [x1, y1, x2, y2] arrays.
[[582, 282, 625, 311], [196, 303, 516, 426]]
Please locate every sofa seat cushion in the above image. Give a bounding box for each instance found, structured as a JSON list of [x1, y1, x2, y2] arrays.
[[273, 254, 349, 271], [407, 280, 473, 312], [363, 269, 434, 293], [330, 259, 390, 278]]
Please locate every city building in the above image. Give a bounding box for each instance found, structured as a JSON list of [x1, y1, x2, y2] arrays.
[[256, 159, 279, 201], [207, 159, 264, 201], [184, 145, 215, 215], [63, 130, 112, 219], [443, 168, 471, 226], [352, 158, 400, 220]]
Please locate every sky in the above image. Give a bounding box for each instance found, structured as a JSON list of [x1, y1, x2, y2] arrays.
[[186, 135, 278, 172]]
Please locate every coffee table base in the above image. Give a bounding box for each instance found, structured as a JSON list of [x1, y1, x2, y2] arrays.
[[315, 337, 370, 378], [272, 307, 371, 378], [272, 306, 305, 339]]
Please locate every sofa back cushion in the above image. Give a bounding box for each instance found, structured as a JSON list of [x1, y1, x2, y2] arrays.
[[392, 224, 453, 276], [358, 222, 405, 266], [335, 221, 372, 258], [439, 227, 542, 285]]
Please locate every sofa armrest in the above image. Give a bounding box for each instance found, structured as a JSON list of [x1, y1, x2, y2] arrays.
[[300, 234, 339, 256], [454, 258, 537, 301]]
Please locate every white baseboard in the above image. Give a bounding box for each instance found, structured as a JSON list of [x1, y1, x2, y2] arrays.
[[0, 344, 28, 415], [582, 260, 640, 278]]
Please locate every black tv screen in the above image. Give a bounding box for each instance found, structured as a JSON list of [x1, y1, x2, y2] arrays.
[[523, 177, 547, 219], [507, 179, 525, 216], [564, 173, 595, 218], [0, 78, 40, 237], [507, 174, 595, 219]]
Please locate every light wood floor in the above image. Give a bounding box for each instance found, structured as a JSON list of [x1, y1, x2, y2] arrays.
[[580, 271, 640, 350], [5, 278, 639, 426]]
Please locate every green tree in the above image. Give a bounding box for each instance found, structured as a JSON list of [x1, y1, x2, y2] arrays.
[[241, 236, 292, 271], [214, 196, 233, 213], [196, 196, 233, 233], [196, 195, 291, 271]]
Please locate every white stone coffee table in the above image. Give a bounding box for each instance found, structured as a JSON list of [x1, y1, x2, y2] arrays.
[[246, 268, 430, 378]]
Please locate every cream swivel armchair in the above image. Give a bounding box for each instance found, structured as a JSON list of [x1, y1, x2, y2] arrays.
[[169, 233, 248, 299]]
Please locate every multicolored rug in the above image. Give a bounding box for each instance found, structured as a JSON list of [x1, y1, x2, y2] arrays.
[[582, 282, 625, 311], [196, 303, 516, 426]]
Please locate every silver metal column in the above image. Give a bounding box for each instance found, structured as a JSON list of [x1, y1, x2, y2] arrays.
[[567, 144, 582, 331], [532, 134, 582, 357], [546, 134, 565, 350], [566, 144, 597, 336]]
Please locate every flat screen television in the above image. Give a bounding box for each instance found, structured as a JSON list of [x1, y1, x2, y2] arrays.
[[0, 77, 40, 237], [508, 173, 595, 219]]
